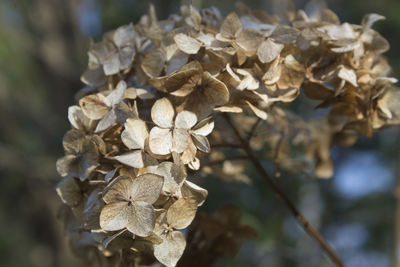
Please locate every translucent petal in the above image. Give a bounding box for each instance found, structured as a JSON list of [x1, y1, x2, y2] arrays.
[[99, 201, 130, 231], [192, 117, 214, 136], [114, 150, 144, 169], [180, 180, 208, 206], [126, 201, 156, 237], [175, 111, 197, 129], [121, 118, 148, 150], [174, 33, 202, 54], [130, 173, 164, 204], [153, 231, 186, 267], [166, 198, 198, 229], [79, 94, 110, 120], [257, 39, 284, 63], [106, 80, 127, 106]]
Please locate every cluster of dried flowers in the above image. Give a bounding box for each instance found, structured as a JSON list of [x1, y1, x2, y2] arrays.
[[56, 2, 400, 266]]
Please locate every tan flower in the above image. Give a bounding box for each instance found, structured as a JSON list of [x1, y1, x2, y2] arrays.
[[149, 98, 214, 157], [99, 174, 163, 236]]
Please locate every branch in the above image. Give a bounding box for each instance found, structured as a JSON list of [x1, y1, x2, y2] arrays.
[[247, 117, 261, 140], [223, 114, 344, 267]]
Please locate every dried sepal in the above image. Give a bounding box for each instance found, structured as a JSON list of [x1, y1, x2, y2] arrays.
[[99, 174, 164, 236], [174, 33, 202, 54], [153, 231, 186, 267]]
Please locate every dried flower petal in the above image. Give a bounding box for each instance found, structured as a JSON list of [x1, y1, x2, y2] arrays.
[[174, 33, 202, 54]]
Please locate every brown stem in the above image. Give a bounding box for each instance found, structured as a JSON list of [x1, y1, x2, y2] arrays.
[[247, 117, 261, 140], [223, 114, 344, 267]]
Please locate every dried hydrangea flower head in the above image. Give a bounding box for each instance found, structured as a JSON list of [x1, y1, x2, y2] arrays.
[[56, 2, 400, 266]]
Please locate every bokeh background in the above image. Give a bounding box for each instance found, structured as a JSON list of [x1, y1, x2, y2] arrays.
[[1, 0, 400, 266]]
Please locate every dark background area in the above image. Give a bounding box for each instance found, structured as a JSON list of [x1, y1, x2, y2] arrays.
[[0, 0, 400, 266]]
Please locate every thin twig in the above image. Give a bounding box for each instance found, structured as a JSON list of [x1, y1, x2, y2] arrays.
[[223, 114, 344, 267], [247, 117, 262, 140]]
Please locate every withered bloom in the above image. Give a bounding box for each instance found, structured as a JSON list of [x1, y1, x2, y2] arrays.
[[56, 2, 400, 267]]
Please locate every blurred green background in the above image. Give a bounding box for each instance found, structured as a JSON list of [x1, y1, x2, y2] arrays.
[[0, 0, 400, 266]]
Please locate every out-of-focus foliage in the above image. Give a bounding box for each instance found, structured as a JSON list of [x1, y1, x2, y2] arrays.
[[1, 1, 400, 267]]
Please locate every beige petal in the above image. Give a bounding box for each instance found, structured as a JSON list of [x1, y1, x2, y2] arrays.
[[119, 46, 135, 70], [174, 33, 202, 54], [131, 173, 164, 204], [245, 101, 267, 120], [362, 13, 385, 29], [188, 157, 200, 171], [103, 52, 120, 75], [172, 128, 191, 154], [218, 12, 242, 40], [141, 49, 166, 78], [330, 40, 360, 53], [122, 118, 148, 150], [126, 201, 156, 237], [270, 26, 299, 44], [214, 105, 243, 113], [99, 201, 130, 231], [338, 66, 358, 87], [103, 176, 133, 204], [167, 198, 198, 230], [136, 88, 155, 99], [180, 181, 208, 206], [235, 29, 263, 52], [95, 109, 117, 132], [192, 117, 214, 136], [155, 162, 186, 195], [149, 127, 173, 155], [181, 141, 197, 165], [154, 231, 186, 267], [105, 80, 126, 106], [175, 111, 197, 129], [236, 69, 260, 90], [124, 88, 138, 99], [68, 105, 95, 132], [165, 68, 201, 94], [191, 134, 211, 153], [79, 94, 110, 120], [114, 150, 144, 169], [257, 39, 284, 64], [151, 98, 175, 128], [113, 24, 136, 47]]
